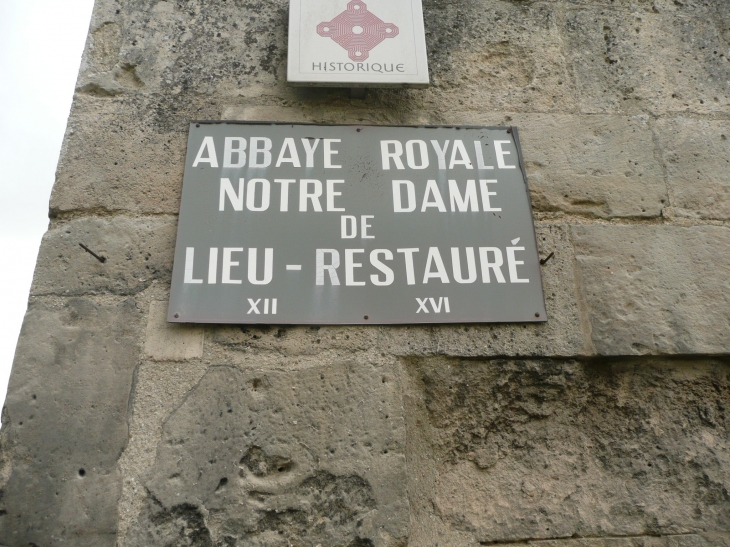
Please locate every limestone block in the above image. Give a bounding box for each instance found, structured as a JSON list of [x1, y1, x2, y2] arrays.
[[144, 300, 204, 361], [527, 532, 730, 546], [421, 0, 578, 113], [517, 114, 667, 218], [77, 0, 288, 96], [379, 225, 591, 358], [210, 324, 378, 358], [222, 104, 421, 126], [564, 6, 730, 115], [50, 94, 218, 216], [406, 358, 730, 544], [31, 216, 176, 296], [654, 117, 730, 220], [0, 297, 141, 547], [572, 225, 730, 355], [124, 363, 408, 547]]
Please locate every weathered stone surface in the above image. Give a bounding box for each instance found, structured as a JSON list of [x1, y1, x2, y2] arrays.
[[31, 216, 176, 296], [123, 363, 408, 547], [210, 324, 378, 358], [0, 297, 141, 547], [421, 0, 578, 113], [654, 117, 730, 220], [78, 0, 287, 96], [515, 113, 666, 218], [526, 532, 730, 547], [50, 94, 218, 216], [404, 358, 730, 544], [144, 300, 204, 361], [572, 225, 730, 356], [379, 224, 591, 358], [5, 0, 730, 544], [564, 5, 730, 115]]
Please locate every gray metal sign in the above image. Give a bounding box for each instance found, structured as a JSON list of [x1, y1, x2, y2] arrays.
[[287, 0, 429, 87], [169, 122, 547, 325]]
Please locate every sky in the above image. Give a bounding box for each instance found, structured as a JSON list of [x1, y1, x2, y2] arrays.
[[0, 0, 95, 406]]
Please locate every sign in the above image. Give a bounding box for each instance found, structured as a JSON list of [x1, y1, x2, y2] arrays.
[[168, 122, 547, 325], [287, 0, 429, 87]]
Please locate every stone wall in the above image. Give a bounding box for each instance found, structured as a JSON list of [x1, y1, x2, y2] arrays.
[[1, 0, 729, 546]]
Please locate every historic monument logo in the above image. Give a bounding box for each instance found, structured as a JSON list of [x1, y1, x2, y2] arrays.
[[316, 0, 399, 61]]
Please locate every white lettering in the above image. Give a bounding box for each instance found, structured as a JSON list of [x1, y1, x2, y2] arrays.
[[324, 139, 342, 168], [316, 249, 340, 285], [381, 140, 405, 170], [246, 178, 270, 211], [361, 215, 374, 239], [479, 179, 501, 212], [405, 140, 429, 169], [276, 138, 301, 167], [479, 247, 506, 283], [423, 247, 450, 283], [430, 140, 449, 170], [397, 248, 419, 285], [341, 215, 357, 238], [451, 247, 477, 283], [249, 137, 272, 168], [192, 136, 218, 168], [370, 249, 394, 286], [345, 249, 366, 286], [219, 178, 244, 211], [474, 141, 493, 170], [494, 140, 516, 169], [300, 179, 323, 212], [208, 247, 218, 284], [327, 180, 345, 211], [392, 180, 416, 212], [506, 246, 529, 283], [421, 180, 447, 212], [448, 179, 479, 212], [184, 247, 203, 284], [223, 137, 246, 168], [301, 138, 321, 168], [449, 140, 473, 169], [222, 248, 243, 284], [274, 179, 295, 211], [248, 248, 273, 285]]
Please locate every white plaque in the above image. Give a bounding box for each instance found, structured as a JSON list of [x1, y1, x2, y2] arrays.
[[287, 0, 429, 88]]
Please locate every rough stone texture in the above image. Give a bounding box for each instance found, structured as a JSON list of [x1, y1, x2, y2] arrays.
[[573, 225, 730, 356], [379, 224, 591, 358], [526, 534, 730, 547], [123, 363, 408, 547], [404, 358, 730, 544], [517, 114, 667, 219], [3, 0, 730, 545], [0, 297, 141, 547], [654, 117, 730, 220], [144, 300, 204, 361], [421, 0, 578, 113], [50, 94, 218, 216], [564, 4, 730, 115], [31, 216, 177, 296]]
